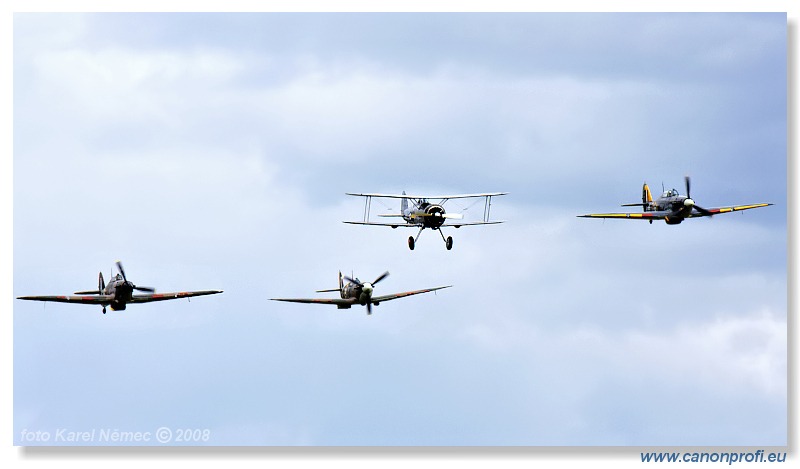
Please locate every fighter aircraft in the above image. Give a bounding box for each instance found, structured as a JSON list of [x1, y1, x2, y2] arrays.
[[578, 177, 772, 224], [17, 261, 223, 314], [270, 271, 450, 315], [344, 191, 507, 250]]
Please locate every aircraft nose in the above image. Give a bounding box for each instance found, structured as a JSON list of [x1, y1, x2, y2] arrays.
[[362, 283, 373, 295], [684, 198, 695, 207]]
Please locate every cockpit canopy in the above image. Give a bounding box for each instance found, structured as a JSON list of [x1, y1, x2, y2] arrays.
[[661, 189, 680, 198]]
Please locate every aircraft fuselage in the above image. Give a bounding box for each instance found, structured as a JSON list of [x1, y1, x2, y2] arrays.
[[403, 200, 447, 229], [650, 189, 696, 224], [102, 275, 133, 310]]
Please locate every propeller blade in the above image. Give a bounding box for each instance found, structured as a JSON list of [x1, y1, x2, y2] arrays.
[[133, 285, 156, 293], [367, 302, 372, 315], [343, 276, 362, 286], [684, 176, 691, 199], [693, 205, 714, 216], [116, 261, 127, 282], [372, 271, 390, 285]]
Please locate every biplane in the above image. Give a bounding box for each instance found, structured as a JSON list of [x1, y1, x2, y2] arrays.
[[345, 191, 507, 249]]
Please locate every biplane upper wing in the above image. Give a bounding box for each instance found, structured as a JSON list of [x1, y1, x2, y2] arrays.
[[372, 285, 452, 303], [443, 220, 505, 227], [16, 294, 115, 305], [346, 192, 507, 200], [129, 290, 223, 303]]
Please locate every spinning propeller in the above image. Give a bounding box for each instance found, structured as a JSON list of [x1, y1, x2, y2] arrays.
[[116, 261, 156, 293], [343, 271, 390, 314], [681, 176, 713, 216]]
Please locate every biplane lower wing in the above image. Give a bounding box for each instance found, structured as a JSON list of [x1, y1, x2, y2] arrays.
[[343, 221, 413, 227], [443, 220, 505, 227]]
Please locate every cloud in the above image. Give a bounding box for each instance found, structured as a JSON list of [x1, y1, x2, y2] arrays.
[[13, 12, 786, 446]]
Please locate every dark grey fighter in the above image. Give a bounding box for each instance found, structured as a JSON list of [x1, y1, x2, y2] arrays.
[[578, 177, 772, 225], [271, 271, 450, 315], [17, 261, 223, 314]]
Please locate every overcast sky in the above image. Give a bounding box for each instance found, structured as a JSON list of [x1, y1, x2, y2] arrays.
[[13, 12, 786, 446]]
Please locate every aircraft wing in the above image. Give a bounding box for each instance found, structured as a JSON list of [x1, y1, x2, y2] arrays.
[[443, 220, 504, 227], [17, 294, 114, 304], [343, 221, 414, 227], [686, 203, 773, 217], [372, 285, 451, 303], [129, 290, 223, 303], [270, 297, 356, 306], [579, 203, 772, 220], [577, 211, 670, 220], [347, 192, 507, 200]]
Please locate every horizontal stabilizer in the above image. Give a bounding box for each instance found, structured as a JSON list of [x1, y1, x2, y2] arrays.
[[315, 288, 341, 293], [620, 202, 649, 207], [73, 290, 101, 295]]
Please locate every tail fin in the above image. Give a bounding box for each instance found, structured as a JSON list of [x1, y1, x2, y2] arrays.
[[315, 271, 346, 295], [642, 183, 653, 212], [401, 191, 408, 214], [74, 271, 106, 295]]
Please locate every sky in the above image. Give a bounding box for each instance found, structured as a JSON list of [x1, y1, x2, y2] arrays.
[[11, 12, 787, 447]]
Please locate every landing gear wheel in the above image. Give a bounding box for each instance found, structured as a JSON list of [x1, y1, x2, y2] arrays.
[[102, 307, 106, 314], [408, 236, 415, 250], [445, 236, 453, 250]]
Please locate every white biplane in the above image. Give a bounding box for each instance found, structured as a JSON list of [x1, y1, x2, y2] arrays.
[[344, 191, 507, 250]]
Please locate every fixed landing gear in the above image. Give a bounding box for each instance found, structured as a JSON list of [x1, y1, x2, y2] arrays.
[[102, 306, 106, 314], [438, 228, 453, 250], [409, 229, 455, 250]]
